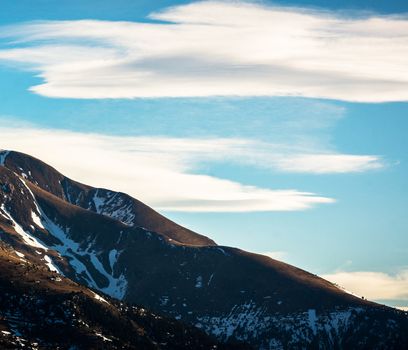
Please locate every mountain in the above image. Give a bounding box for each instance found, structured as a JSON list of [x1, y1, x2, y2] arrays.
[[1, 150, 214, 247], [1, 150, 407, 349], [0, 239, 242, 350]]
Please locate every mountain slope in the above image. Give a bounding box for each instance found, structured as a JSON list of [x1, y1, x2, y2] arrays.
[[1, 150, 215, 246], [0, 240, 239, 349], [1, 150, 407, 349]]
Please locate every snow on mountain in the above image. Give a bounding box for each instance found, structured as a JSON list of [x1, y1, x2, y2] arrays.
[[0, 240, 229, 349], [0, 150, 407, 349]]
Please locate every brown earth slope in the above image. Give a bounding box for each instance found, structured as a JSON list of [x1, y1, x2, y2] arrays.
[[1, 150, 407, 349], [0, 240, 245, 349]]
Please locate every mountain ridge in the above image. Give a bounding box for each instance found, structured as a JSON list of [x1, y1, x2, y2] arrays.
[[1, 150, 215, 247], [0, 149, 407, 349]]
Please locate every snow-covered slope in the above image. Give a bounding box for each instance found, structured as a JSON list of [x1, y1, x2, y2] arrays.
[[0, 150, 407, 349]]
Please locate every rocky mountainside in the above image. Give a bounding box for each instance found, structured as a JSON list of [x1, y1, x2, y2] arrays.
[[1, 150, 214, 247], [0, 240, 238, 349], [1, 150, 407, 349]]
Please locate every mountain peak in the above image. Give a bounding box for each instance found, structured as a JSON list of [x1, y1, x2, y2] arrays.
[[0, 150, 407, 349], [1, 150, 216, 246]]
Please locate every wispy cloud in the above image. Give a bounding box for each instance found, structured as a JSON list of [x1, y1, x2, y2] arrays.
[[266, 153, 383, 174], [0, 126, 329, 212], [230, 142, 384, 174], [0, 1, 407, 101], [322, 269, 408, 301], [0, 125, 341, 212]]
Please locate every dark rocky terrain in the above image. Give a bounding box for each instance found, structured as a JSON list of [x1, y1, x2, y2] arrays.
[[0, 237, 246, 349], [0, 149, 407, 349]]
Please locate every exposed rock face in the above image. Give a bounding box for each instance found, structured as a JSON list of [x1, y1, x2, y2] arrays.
[[1, 150, 407, 349]]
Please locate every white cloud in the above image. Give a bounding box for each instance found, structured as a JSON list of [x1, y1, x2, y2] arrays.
[[0, 108, 385, 211], [267, 154, 383, 174], [0, 126, 338, 212], [322, 269, 408, 301], [0, 1, 408, 101]]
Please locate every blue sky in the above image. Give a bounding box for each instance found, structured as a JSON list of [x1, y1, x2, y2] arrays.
[[0, 0, 407, 308]]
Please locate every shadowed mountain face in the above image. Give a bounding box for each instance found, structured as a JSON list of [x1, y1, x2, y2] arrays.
[[0, 150, 407, 349], [0, 241, 235, 349]]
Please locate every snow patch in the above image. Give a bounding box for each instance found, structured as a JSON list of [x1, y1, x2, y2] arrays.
[[92, 189, 105, 213], [66, 253, 97, 287], [93, 292, 109, 304], [18, 178, 46, 231], [195, 276, 203, 288], [42, 217, 128, 298], [91, 191, 135, 226], [89, 253, 127, 299], [0, 204, 48, 250], [3, 179, 128, 301], [95, 332, 112, 342], [15, 251, 25, 258], [44, 255, 61, 273], [108, 249, 119, 271], [31, 210, 45, 229], [197, 304, 361, 348]]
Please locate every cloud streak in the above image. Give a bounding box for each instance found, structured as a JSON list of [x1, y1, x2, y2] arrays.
[[5, 122, 379, 213], [0, 1, 408, 101], [0, 126, 336, 212], [322, 269, 408, 301]]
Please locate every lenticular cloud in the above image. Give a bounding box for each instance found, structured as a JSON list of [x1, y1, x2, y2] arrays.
[[0, 1, 407, 101]]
